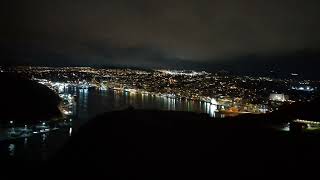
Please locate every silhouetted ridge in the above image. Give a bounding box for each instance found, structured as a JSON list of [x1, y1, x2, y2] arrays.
[[56, 109, 320, 177], [0, 72, 61, 125]]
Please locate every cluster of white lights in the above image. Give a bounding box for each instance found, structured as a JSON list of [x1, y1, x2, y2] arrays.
[[294, 119, 320, 125], [291, 86, 314, 92], [157, 70, 208, 76], [269, 93, 286, 102]]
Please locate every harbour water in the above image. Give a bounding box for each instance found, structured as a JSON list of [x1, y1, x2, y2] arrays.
[[0, 86, 222, 160]]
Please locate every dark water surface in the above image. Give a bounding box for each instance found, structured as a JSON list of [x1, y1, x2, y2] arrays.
[[0, 87, 221, 160]]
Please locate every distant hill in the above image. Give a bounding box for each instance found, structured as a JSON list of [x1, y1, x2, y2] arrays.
[[3, 49, 320, 80], [0, 72, 61, 125]]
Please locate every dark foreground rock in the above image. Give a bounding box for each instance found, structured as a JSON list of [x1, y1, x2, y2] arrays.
[[52, 109, 320, 178]]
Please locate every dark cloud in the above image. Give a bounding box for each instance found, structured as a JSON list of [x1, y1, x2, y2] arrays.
[[2, 0, 320, 74]]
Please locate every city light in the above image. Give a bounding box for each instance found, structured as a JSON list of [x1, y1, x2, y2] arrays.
[[269, 93, 287, 102], [4, 66, 320, 116]]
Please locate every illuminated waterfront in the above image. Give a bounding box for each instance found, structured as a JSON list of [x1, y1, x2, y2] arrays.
[[7, 66, 320, 114], [69, 86, 223, 129], [1, 66, 320, 160], [0, 85, 222, 160]]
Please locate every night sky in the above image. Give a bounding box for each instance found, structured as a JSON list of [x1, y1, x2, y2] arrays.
[[2, 0, 320, 78]]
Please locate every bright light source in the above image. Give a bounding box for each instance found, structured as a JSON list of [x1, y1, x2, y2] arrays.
[[210, 98, 218, 105], [69, 128, 73, 136]]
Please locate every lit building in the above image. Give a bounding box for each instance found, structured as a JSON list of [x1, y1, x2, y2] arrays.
[[269, 93, 288, 102]]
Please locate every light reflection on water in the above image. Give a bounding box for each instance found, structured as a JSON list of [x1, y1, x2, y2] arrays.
[[73, 88, 220, 129], [1, 86, 221, 160]]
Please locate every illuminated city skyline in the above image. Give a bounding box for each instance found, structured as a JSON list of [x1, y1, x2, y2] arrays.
[[2, 66, 319, 115]]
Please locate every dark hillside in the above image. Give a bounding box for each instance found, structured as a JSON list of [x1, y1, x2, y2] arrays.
[[56, 109, 320, 177], [0, 72, 61, 125]]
